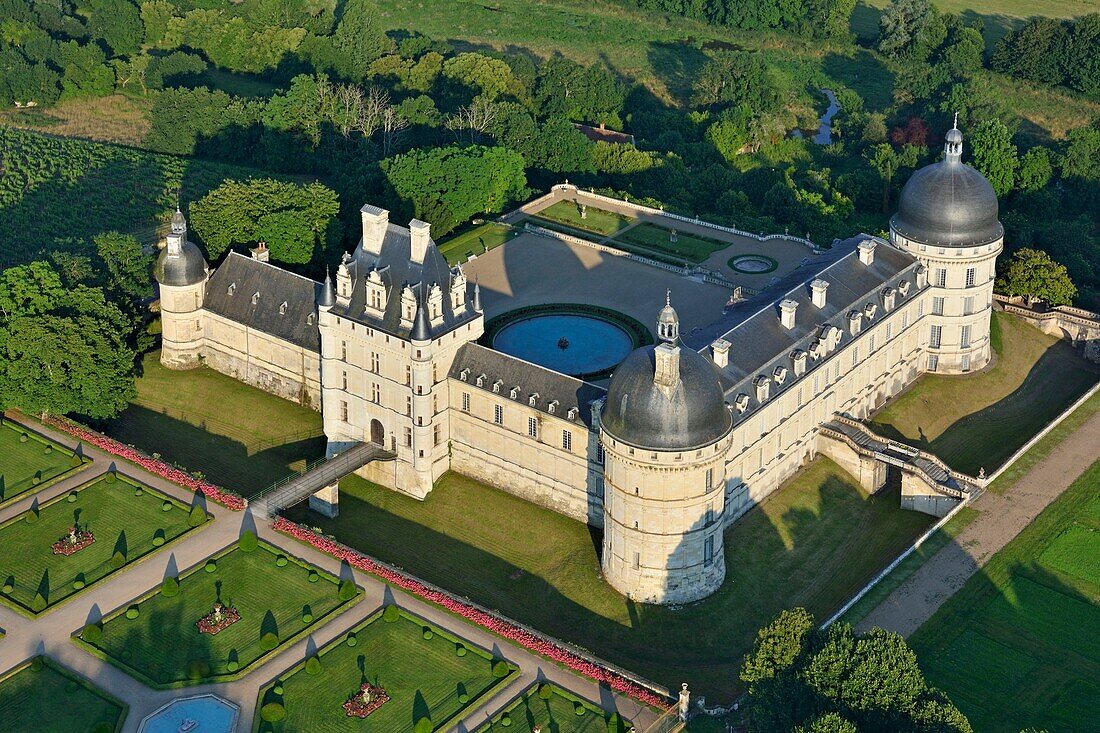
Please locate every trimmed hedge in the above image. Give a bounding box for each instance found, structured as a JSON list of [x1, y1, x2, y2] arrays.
[[492, 659, 510, 678], [337, 579, 356, 601], [304, 656, 321, 675], [239, 529, 258, 552], [260, 701, 286, 722], [161, 575, 179, 597], [382, 604, 400, 622]]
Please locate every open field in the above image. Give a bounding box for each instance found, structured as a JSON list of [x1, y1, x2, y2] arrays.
[[99, 351, 325, 495], [477, 682, 630, 732], [911, 460, 1100, 732], [0, 657, 126, 733], [613, 222, 727, 264], [81, 541, 357, 688], [258, 607, 515, 733], [850, 0, 1099, 43], [870, 312, 1099, 475], [0, 94, 151, 147], [285, 457, 932, 698], [0, 473, 198, 615], [535, 200, 634, 237], [0, 420, 85, 506], [437, 222, 516, 265]]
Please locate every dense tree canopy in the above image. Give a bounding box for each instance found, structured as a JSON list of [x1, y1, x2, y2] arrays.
[[877, 0, 946, 60], [996, 249, 1077, 306], [992, 14, 1100, 95]]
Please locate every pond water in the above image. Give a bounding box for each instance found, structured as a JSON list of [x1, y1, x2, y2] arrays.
[[791, 88, 841, 145], [493, 314, 634, 376], [139, 695, 239, 733]]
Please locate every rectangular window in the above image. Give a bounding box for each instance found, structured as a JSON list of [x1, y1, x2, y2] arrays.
[[705, 503, 715, 526], [493, 404, 503, 425], [341, 341, 347, 360], [461, 392, 470, 412], [928, 354, 939, 371], [633, 552, 640, 570], [527, 416, 538, 438], [597, 443, 605, 464], [405, 396, 411, 416], [965, 267, 976, 287], [371, 383, 380, 404], [960, 324, 971, 348], [903, 311, 910, 329], [930, 325, 942, 348], [340, 400, 348, 422], [869, 334, 876, 351], [370, 352, 380, 373], [705, 468, 714, 491], [963, 296, 974, 315], [703, 536, 714, 567], [433, 424, 441, 446], [851, 346, 859, 369], [404, 427, 412, 447], [562, 430, 572, 451], [796, 388, 803, 408], [886, 323, 893, 340], [813, 374, 820, 394], [918, 299, 925, 317], [342, 371, 348, 390], [935, 268, 947, 287], [961, 354, 971, 372], [932, 296, 945, 315], [405, 365, 411, 385]]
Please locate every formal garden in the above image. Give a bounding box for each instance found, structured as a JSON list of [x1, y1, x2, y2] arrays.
[[437, 222, 515, 265], [532, 200, 633, 238], [911, 460, 1100, 732], [75, 538, 359, 688], [0, 656, 126, 733], [476, 682, 631, 733], [284, 457, 932, 698], [255, 606, 516, 733], [0, 472, 201, 615], [610, 222, 728, 264], [0, 419, 87, 507]]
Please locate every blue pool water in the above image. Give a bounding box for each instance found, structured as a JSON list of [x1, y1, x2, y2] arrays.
[[493, 314, 633, 376], [140, 695, 238, 733]]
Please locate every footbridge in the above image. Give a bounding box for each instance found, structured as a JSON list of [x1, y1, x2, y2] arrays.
[[818, 416, 982, 516], [249, 441, 394, 518]]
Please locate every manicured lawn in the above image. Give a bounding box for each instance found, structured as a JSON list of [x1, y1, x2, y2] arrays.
[[612, 222, 727, 264], [870, 311, 1099, 475], [0, 656, 127, 733], [80, 541, 358, 688], [0, 472, 199, 615], [477, 682, 630, 732], [0, 419, 86, 506], [257, 607, 515, 733], [535, 200, 633, 237], [99, 351, 325, 495], [911, 460, 1100, 733], [284, 457, 932, 698], [437, 222, 514, 265]]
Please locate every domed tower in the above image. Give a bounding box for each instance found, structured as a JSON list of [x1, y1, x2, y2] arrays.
[[890, 120, 1003, 373], [154, 206, 208, 369], [599, 293, 734, 604]]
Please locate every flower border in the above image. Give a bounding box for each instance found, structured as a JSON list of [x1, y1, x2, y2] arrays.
[[43, 416, 246, 511], [273, 516, 671, 710]]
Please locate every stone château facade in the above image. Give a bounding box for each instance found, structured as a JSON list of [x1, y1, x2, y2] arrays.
[[156, 124, 1001, 605]]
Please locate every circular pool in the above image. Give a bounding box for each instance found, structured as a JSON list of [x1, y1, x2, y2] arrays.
[[493, 313, 636, 378], [728, 254, 779, 274], [139, 694, 239, 733]]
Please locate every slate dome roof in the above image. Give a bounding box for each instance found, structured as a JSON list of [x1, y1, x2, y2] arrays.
[[891, 125, 1003, 248], [154, 239, 207, 286]]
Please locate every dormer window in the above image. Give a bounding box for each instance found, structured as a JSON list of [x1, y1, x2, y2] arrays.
[[825, 325, 842, 349], [306, 313, 315, 325], [753, 375, 770, 402], [279, 301, 288, 315], [227, 282, 237, 296], [899, 280, 911, 296], [567, 406, 578, 420], [492, 379, 503, 393], [849, 311, 863, 335], [251, 292, 260, 305], [864, 303, 878, 320], [883, 287, 897, 311], [459, 368, 470, 382], [510, 386, 520, 400], [548, 400, 559, 414], [528, 393, 540, 406], [791, 349, 808, 376], [773, 366, 788, 385], [476, 374, 486, 387], [734, 394, 750, 413]]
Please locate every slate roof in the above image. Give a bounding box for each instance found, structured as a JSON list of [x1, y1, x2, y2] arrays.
[[330, 222, 480, 340], [683, 235, 925, 423], [204, 252, 322, 352], [449, 343, 607, 427]]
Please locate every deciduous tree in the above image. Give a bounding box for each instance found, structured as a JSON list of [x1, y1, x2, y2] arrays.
[[996, 249, 1077, 306]]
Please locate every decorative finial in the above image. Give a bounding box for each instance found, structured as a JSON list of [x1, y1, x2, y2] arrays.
[[666, 289, 671, 308], [952, 111, 958, 129]]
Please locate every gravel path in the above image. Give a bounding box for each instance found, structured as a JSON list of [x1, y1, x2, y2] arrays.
[[856, 406, 1100, 637]]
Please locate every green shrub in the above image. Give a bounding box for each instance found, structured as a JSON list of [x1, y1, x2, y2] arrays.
[[275, 554, 288, 567], [227, 649, 239, 672], [273, 684, 284, 695], [31, 473, 41, 485], [110, 550, 126, 569], [302, 610, 313, 624], [43, 445, 52, 454], [574, 702, 586, 716], [239, 530, 258, 552], [161, 500, 173, 511], [31, 592, 47, 612], [383, 605, 400, 622], [152, 528, 166, 547], [307, 569, 319, 582], [456, 643, 467, 657], [492, 660, 510, 678], [24, 509, 38, 524], [538, 683, 553, 700], [260, 702, 286, 723], [346, 632, 358, 647], [103, 470, 116, 482], [422, 627, 434, 640], [19, 433, 28, 443], [72, 577, 85, 590], [304, 656, 322, 675], [0, 577, 12, 594], [337, 579, 356, 601], [82, 623, 103, 644], [260, 632, 279, 651], [607, 712, 622, 732], [133, 485, 143, 496], [66, 491, 78, 502], [501, 712, 512, 726], [204, 560, 217, 573], [29, 657, 42, 671], [125, 605, 140, 620], [161, 575, 179, 597], [70, 454, 83, 467], [187, 504, 206, 527], [458, 692, 469, 703], [414, 717, 432, 733]]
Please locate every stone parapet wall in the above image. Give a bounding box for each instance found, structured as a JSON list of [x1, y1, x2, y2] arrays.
[[203, 344, 320, 409]]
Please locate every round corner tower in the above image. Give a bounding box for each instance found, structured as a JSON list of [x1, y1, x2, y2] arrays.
[[890, 121, 1002, 374], [599, 294, 733, 604], [154, 206, 208, 369]]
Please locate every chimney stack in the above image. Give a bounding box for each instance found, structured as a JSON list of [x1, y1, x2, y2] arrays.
[[711, 338, 730, 369], [250, 241, 269, 263], [858, 240, 876, 266], [360, 204, 389, 256], [810, 279, 828, 309], [779, 299, 798, 330], [409, 219, 431, 264]]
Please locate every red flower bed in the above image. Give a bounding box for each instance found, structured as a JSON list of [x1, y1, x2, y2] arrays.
[[273, 517, 671, 709], [343, 684, 389, 718], [43, 416, 247, 511], [196, 604, 241, 635], [52, 528, 95, 556]]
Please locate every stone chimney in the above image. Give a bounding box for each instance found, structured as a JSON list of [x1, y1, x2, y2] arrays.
[[779, 299, 798, 330], [409, 219, 431, 264], [361, 204, 389, 256], [653, 342, 681, 400], [711, 338, 730, 369], [810, 279, 828, 309], [250, 241, 270, 263], [858, 240, 876, 266]]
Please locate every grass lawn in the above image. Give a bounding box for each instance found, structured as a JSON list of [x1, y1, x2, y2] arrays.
[[0, 420, 86, 506], [0, 472, 200, 615], [612, 222, 727, 264], [851, 0, 1097, 44], [0, 656, 127, 733], [477, 682, 630, 732], [80, 541, 359, 688], [910, 460, 1100, 733], [284, 457, 932, 698], [535, 200, 633, 237], [869, 311, 1099, 475], [437, 222, 514, 265], [99, 351, 325, 495], [257, 607, 516, 733]]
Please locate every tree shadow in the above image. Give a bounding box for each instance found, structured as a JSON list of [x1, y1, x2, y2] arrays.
[[645, 41, 709, 106]]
